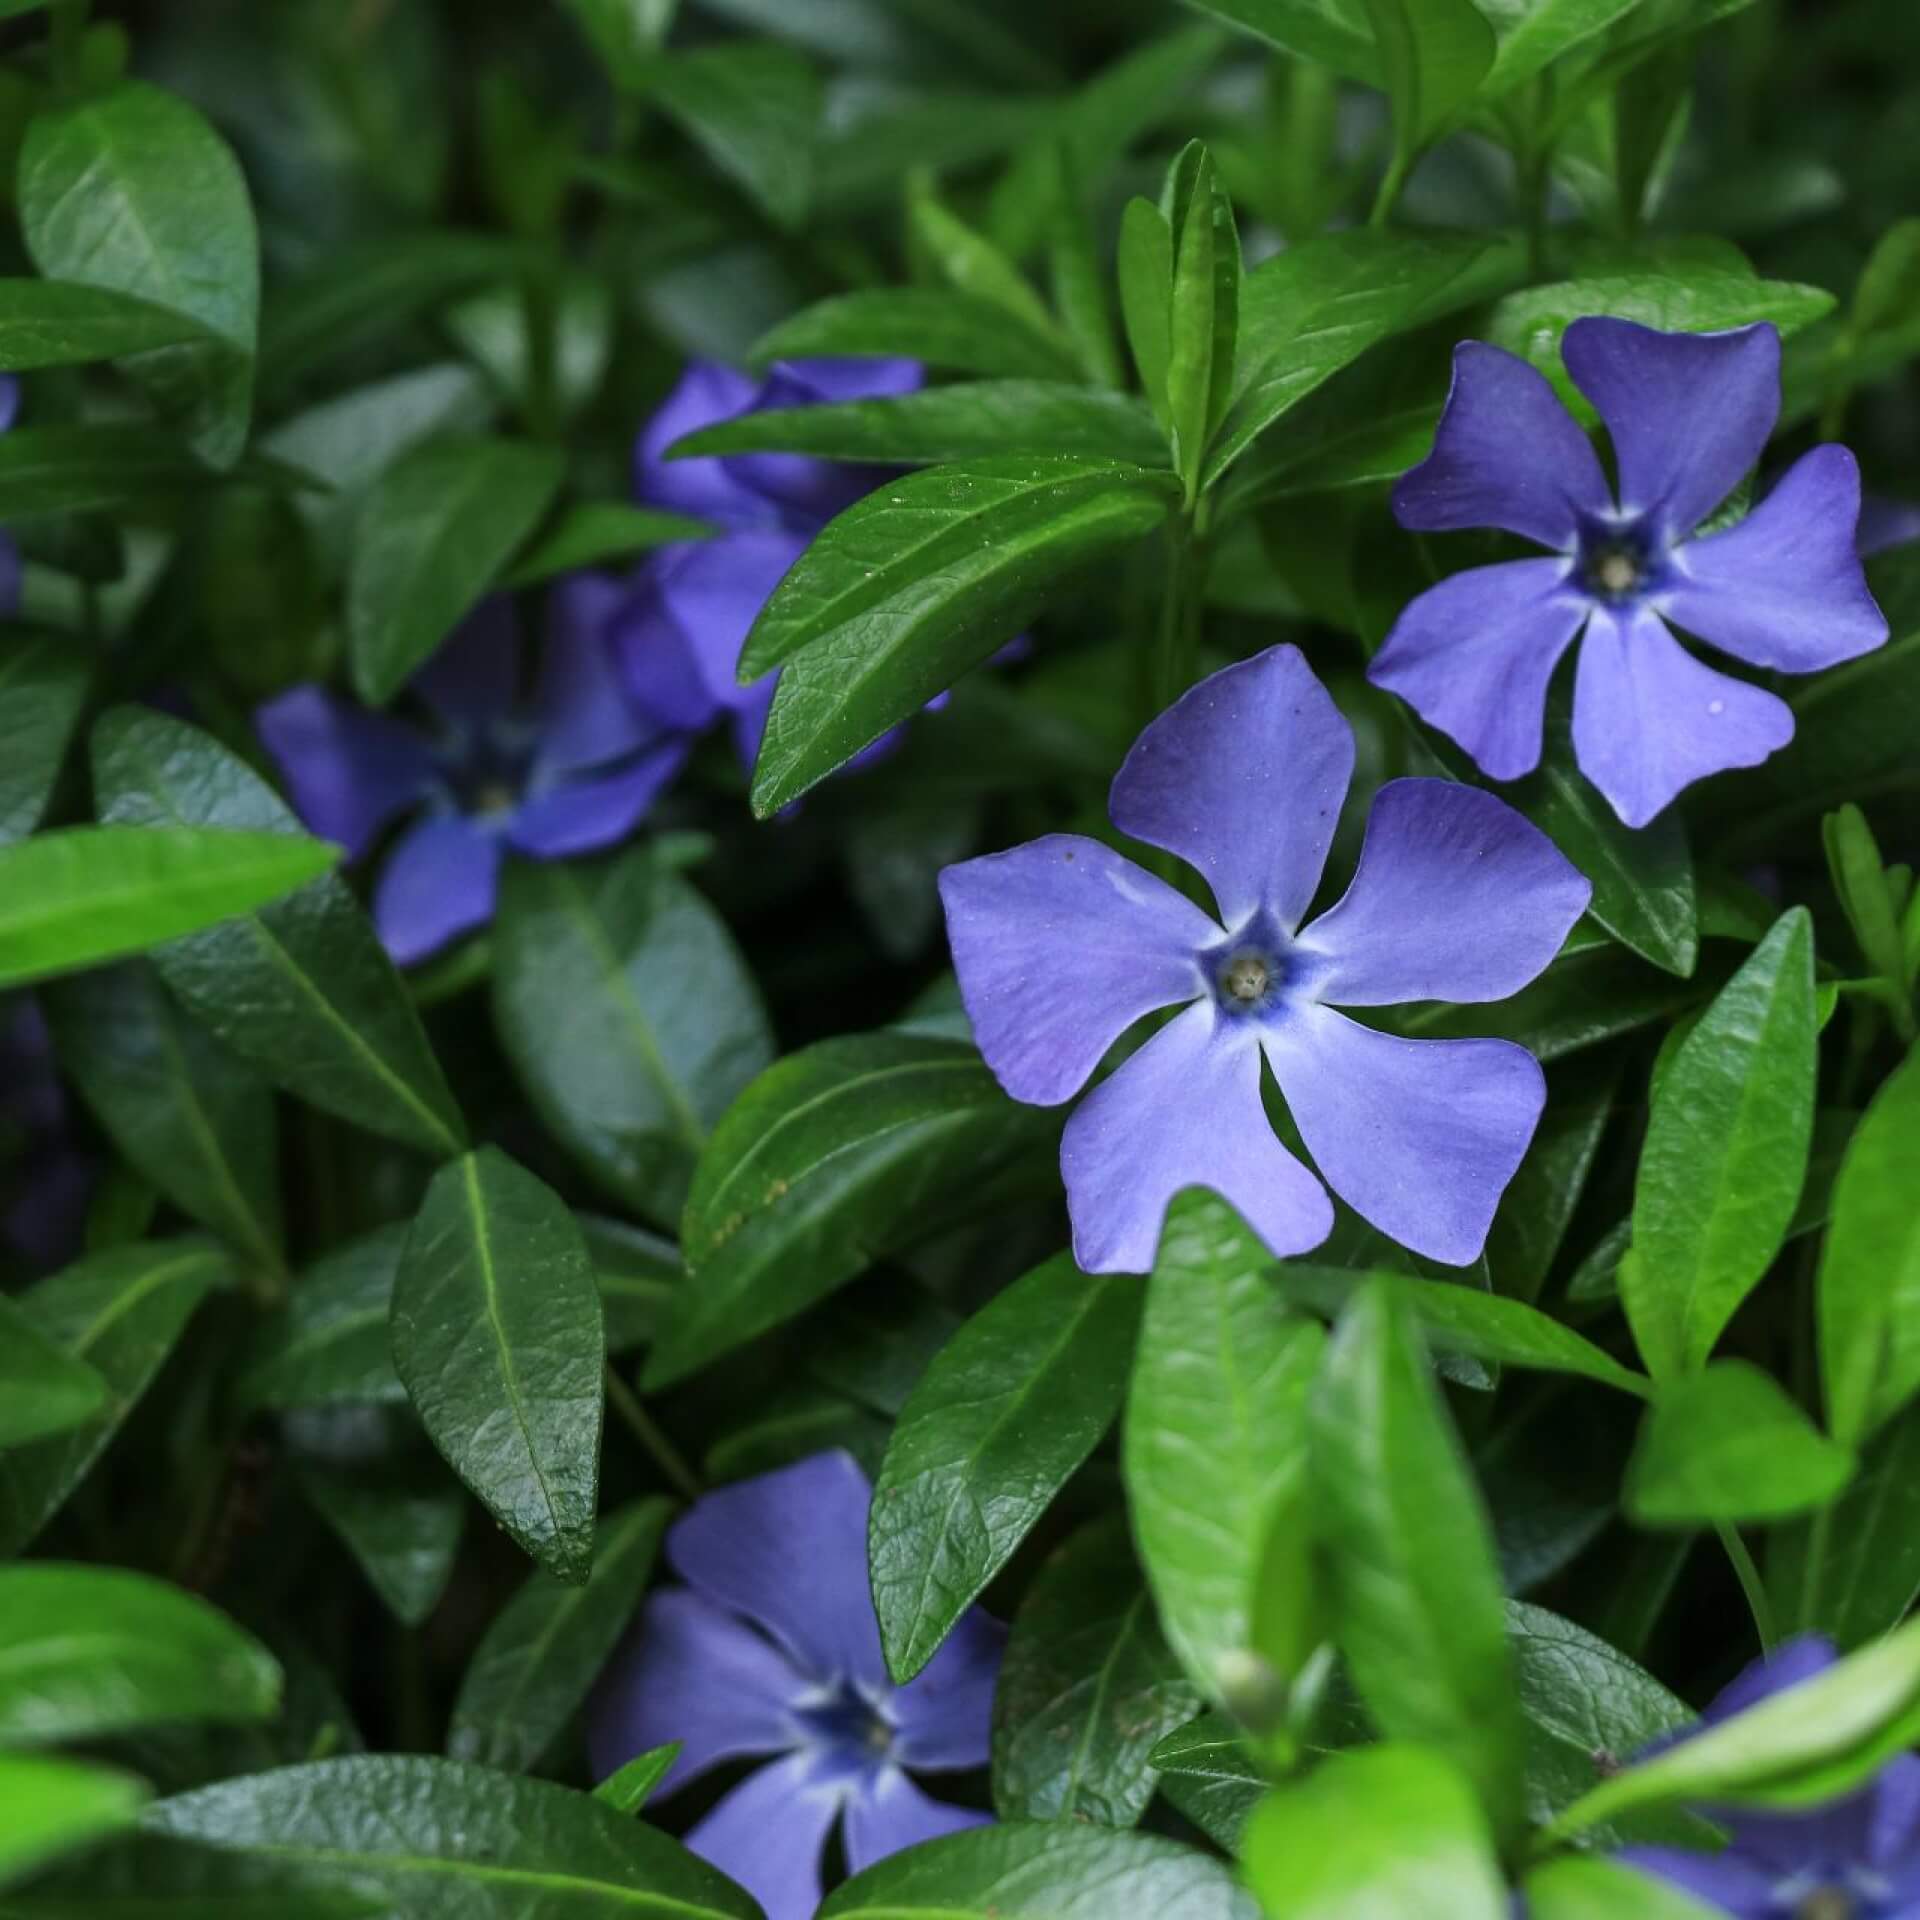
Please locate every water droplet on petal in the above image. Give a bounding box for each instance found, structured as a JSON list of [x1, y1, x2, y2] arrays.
[[1707, 698, 1726, 717]]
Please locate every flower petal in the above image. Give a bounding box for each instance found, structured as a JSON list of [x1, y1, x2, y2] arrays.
[[1611, 1848, 1776, 1917], [682, 1751, 845, 1920], [1570, 608, 1793, 828], [1664, 445, 1888, 672], [535, 574, 674, 777], [1871, 1754, 1920, 1868], [843, 1769, 989, 1880], [506, 742, 689, 859], [723, 358, 923, 524], [889, 1609, 1005, 1773], [1859, 494, 1920, 558], [255, 686, 436, 860], [1701, 1635, 1835, 1725], [1263, 1008, 1544, 1267], [1391, 342, 1611, 549], [772, 358, 925, 405], [1296, 779, 1590, 1007], [1368, 558, 1590, 781], [636, 359, 768, 528], [938, 835, 1216, 1107], [668, 1450, 888, 1688], [1108, 644, 1353, 932], [1562, 318, 1780, 537], [587, 1588, 808, 1796], [411, 597, 521, 734], [371, 811, 502, 966], [1060, 1000, 1333, 1275]]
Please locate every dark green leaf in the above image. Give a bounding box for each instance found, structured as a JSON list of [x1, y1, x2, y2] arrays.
[[1175, 0, 1377, 82], [557, 0, 677, 90], [1363, 0, 1497, 176], [93, 708, 467, 1159], [0, 426, 219, 521], [298, 1449, 465, 1630], [992, 1514, 1198, 1827], [0, 280, 209, 370], [647, 1032, 1055, 1387], [750, 290, 1085, 382], [0, 1296, 108, 1449], [1146, 1712, 1264, 1850], [872, 1253, 1140, 1684], [642, 42, 819, 231], [909, 192, 1061, 343], [503, 504, 711, 587], [0, 1754, 146, 1890], [235, 1227, 409, 1413], [583, 1217, 679, 1355], [0, 635, 90, 845], [1486, 1057, 1617, 1302]]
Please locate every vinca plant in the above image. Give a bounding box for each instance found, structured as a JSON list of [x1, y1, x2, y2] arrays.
[[5, 0, 1920, 1916]]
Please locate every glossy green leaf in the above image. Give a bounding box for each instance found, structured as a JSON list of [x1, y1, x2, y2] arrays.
[[818, 1821, 1257, 1918], [1242, 1745, 1505, 1920], [0, 827, 336, 992], [647, 1032, 1055, 1387], [144, 1756, 763, 1918], [0, 1241, 229, 1555], [0, 1297, 108, 1449], [448, 1498, 670, 1772], [348, 437, 563, 704], [1623, 909, 1816, 1380], [750, 289, 1084, 382], [593, 1744, 681, 1814], [0, 1753, 147, 1890], [93, 708, 467, 1159], [20, 82, 259, 466], [1145, 1712, 1264, 1850], [1164, 145, 1233, 489], [45, 962, 282, 1273], [503, 504, 711, 587], [0, 279, 209, 370], [1122, 1193, 1324, 1701], [0, 636, 90, 846], [992, 1514, 1197, 1827], [1523, 1857, 1725, 1920], [1309, 1281, 1523, 1837], [0, 1563, 279, 1747], [746, 457, 1175, 814], [492, 849, 773, 1229], [1363, 0, 1497, 177], [393, 1150, 604, 1583], [642, 42, 819, 231], [299, 1448, 465, 1631], [1819, 1053, 1920, 1446], [1626, 1360, 1854, 1526], [872, 1253, 1141, 1684], [235, 1227, 409, 1412], [1118, 197, 1175, 430]]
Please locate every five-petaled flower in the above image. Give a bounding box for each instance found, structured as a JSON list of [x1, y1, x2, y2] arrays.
[[938, 644, 1591, 1274], [1371, 318, 1887, 828], [1622, 1637, 1920, 1918], [257, 592, 686, 966], [589, 1451, 1000, 1920]]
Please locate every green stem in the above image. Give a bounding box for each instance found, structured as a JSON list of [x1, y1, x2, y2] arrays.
[[1367, 150, 1411, 230], [521, 271, 562, 441], [1797, 1504, 1835, 1638], [604, 1364, 702, 1503], [1717, 1520, 1778, 1652], [1152, 508, 1210, 718], [48, 0, 89, 90]]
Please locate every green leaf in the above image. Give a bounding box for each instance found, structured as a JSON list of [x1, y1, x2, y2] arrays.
[[1486, 1057, 1617, 1303], [1622, 909, 1817, 1380], [1309, 1280, 1523, 1838], [447, 1498, 670, 1772], [593, 1744, 681, 1814], [298, 1448, 465, 1630], [492, 850, 773, 1229], [144, 1756, 763, 1918], [1625, 1360, 1855, 1526], [0, 425, 218, 521], [872, 1253, 1140, 1684], [0, 1240, 229, 1555], [0, 1297, 108, 1449], [0, 1753, 146, 1891], [1164, 145, 1233, 492], [1818, 1053, 1920, 1446], [1363, 0, 1497, 177], [1122, 1193, 1325, 1701], [45, 962, 282, 1273], [746, 457, 1175, 814], [1243, 1745, 1505, 1920], [646, 1032, 1055, 1387], [584, 1217, 679, 1355], [20, 82, 259, 467], [992, 1514, 1198, 1828], [393, 1150, 605, 1584], [1271, 1266, 1650, 1397], [0, 280, 209, 369], [908, 192, 1062, 345], [1524, 1856, 1725, 1920], [557, 0, 677, 90], [1479, 0, 1654, 96], [817, 1821, 1257, 1919], [93, 708, 467, 1159], [1145, 1712, 1264, 1850], [0, 1563, 279, 1747], [1175, 0, 1378, 82], [642, 42, 819, 231], [750, 289, 1084, 383], [0, 828, 337, 992], [0, 635, 90, 845], [1823, 803, 1906, 997], [235, 1227, 409, 1412], [503, 504, 711, 587], [347, 436, 564, 704], [1118, 197, 1175, 431]]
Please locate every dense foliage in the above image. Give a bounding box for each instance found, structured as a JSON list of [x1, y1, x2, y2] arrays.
[[3, 0, 1920, 1915]]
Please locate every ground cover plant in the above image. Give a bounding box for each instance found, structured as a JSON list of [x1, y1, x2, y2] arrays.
[[3, 0, 1920, 1914]]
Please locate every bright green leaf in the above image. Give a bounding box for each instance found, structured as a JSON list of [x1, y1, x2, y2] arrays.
[[1524, 1856, 1725, 1920], [0, 1752, 147, 1891]]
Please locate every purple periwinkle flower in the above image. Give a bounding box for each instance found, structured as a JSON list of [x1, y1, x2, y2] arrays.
[[257, 591, 687, 966], [589, 1452, 999, 1920], [1622, 1638, 1920, 1918], [606, 356, 922, 772], [1371, 319, 1888, 828], [0, 377, 22, 619], [1859, 495, 1920, 559], [938, 645, 1591, 1274]]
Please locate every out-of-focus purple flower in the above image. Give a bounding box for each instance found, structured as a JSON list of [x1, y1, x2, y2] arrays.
[[1372, 319, 1887, 828], [608, 357, 922, 771], [1622, 1638, 1920, 1917], [938, 645, 1591, 1274], [1859, 496, 1920, 559], [589, 1452, 999, 1920], [0, 999, 93, 1272], [0, 377, 21, 617], [257, 590, 687, 966]]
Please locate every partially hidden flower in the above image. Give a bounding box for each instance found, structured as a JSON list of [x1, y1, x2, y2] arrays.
[[257, 590, 686, 966], [1859, 495, 1920, 558], [0, 377, 22, 619], [0, 999, 93, 1272], [938, 644, 1592, 1274], [1621, 1637, 1920, 1917], [1371, 319, 1887, 828], [589, 1452, 999, 1920], [606, 356, 922, 771]]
